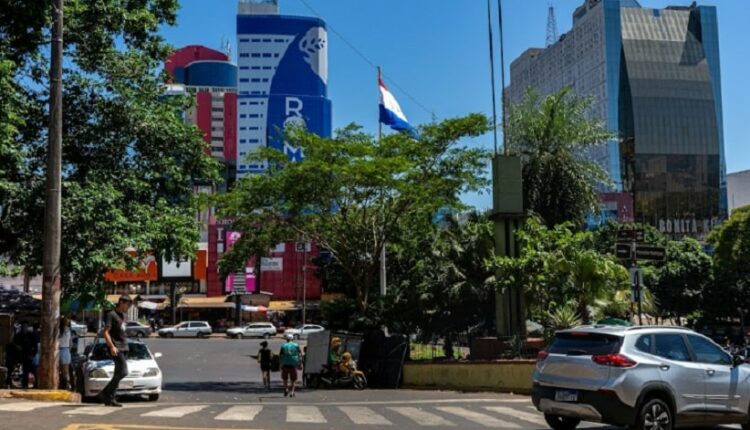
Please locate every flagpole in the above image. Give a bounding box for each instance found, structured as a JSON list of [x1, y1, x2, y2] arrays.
[[377, 67, 387, 297]]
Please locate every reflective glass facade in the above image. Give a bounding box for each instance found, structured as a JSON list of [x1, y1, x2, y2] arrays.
[[618, 6, 725, 235], [509, 0, 727, 238]]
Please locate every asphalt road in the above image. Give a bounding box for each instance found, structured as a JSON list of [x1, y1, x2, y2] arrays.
[[0, 337, 574, 430]]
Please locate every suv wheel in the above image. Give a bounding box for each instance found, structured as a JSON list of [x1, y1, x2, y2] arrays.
[[636, 398, 672, 430], [544, 414, 580, 430], [263, 333, 271, 339]]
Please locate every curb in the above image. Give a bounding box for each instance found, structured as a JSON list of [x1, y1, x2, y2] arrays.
[[0, 389, 81, 403]]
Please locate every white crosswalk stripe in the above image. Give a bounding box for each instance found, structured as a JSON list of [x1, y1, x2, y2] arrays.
[[485, 406, 547, 426], [389, 407, 456, 427], [141, 405, 208, 418], [436, 406, 521, 428], [64, 406, 120, 416], [287, 406, 327, 423], [339, 406, 392, 425], [0, 402, 64, 412], [215, 405, 263, 421]]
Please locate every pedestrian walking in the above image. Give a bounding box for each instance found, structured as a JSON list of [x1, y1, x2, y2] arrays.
[[59, 317, 73, 390], [98, 295, 133, 407], [257, 340, 272, 390], [279, 334, 302, 397]]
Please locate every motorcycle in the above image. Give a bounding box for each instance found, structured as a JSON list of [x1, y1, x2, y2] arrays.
[[306, 363, 367, 390]]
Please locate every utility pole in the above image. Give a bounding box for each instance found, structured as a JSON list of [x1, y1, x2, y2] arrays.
[[38, 0, 63, 390]]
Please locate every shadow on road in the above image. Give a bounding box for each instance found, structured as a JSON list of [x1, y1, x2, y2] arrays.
[[164, 381, 276, 394]]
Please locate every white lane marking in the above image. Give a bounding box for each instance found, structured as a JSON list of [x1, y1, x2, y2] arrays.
[[0, 402, 64, 412], [339, 406, 392, 425], [436, 406, 521, 428], [141, 405, 208, 418], [64, 406, 119, 416], [215, 405, 263, 421], [286, 406, 327, 423], [389, 407, 456, 427], [485, 406, 548, 426]]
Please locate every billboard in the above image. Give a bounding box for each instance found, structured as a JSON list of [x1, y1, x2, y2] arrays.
[[235, 14, 332, 177]]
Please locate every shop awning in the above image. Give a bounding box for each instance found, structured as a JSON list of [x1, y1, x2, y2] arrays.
[[268, 301, 320, 311], [178, 296, 234, 309]]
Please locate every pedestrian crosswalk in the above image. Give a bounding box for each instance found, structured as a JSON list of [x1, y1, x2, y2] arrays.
[[0, 400, 551, 428]]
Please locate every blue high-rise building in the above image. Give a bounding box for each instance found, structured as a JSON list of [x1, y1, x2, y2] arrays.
[[509, 0, 727, 238], [235, 0, 333, 177]]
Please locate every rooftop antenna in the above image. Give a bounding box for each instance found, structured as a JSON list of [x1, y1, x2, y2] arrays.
[[546, 2, 558, 47]]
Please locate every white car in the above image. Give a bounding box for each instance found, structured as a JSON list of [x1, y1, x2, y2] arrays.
[[80, 339, 162, 401], [158, 321, 212, 338], [70, 321, 87, 338], [284, 324, 325, 340], [226, 323, 277, 339]]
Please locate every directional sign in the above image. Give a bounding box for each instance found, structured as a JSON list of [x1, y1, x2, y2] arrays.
[[617, 229, 645, 242], [635, 245, 667, 261], [615, 243, 633, 260]]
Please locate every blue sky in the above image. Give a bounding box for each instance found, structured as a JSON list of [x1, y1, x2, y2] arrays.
[[163, 0, 749, 210]]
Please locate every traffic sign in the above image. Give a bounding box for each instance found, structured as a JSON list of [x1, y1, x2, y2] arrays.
[[615, 243, 633, 260], [635, 245, 666, 261], [296, 241, 312, 253], [617, 229, 644, 242]]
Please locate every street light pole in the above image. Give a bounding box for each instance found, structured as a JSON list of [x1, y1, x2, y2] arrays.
[[38, 0, 64, 390]]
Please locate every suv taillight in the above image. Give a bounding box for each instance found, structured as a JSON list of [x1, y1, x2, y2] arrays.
[[537, 350, 549, 362], [592, 354, 637, 368]]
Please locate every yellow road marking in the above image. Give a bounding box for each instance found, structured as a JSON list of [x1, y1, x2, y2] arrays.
[[61, 425, 261, 430]]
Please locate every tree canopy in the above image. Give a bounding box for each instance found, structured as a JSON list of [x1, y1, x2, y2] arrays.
[[0, 1, 219, 295], [214, 116, 491, 312]]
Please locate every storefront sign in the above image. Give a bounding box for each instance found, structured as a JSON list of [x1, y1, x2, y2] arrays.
[[261, 257, 283, 272]]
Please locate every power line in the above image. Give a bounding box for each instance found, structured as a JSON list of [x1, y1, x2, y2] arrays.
[[297, 0, 436, 119]]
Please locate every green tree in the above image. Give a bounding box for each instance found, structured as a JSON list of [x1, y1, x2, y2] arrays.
[[652, 238, 712, 324], [707, 206, 750, 320], [0, 1, 219, 295], [214, 116, 490, 313], [507, 89, 613, 227], [492, 218, 633, 328]]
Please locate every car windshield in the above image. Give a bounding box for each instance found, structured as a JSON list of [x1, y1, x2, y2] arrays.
[[90, 342, 152, 361]]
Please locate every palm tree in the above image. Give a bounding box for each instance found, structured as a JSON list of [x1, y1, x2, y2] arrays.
[[507, 88, 614, 228]]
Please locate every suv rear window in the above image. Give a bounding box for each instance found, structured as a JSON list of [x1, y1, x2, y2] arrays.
[[548, 333, 622, 356]]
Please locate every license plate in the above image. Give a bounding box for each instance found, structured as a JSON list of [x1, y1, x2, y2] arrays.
[[555, 390, 578, 402], [119, 380, 134, 389]]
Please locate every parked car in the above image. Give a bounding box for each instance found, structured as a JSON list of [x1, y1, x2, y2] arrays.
[[226, 322, 277, 339], [77, 338, 162, 401], [70, 321, 88, 338], [533, 325, 749, 430], [125, 321, 152, 339], [284, 324, 325, 340], [157, 321, 212, 338]]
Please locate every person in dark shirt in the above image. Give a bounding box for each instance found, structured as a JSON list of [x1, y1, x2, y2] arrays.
[[98, 295, 132, 407], [258, 341, 272, 391]]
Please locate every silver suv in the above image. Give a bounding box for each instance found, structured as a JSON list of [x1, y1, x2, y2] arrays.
[[533, 326, 749, 430]]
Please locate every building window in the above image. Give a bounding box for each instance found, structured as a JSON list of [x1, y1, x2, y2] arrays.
[[240, 79, 249, 83], [252, 53, 261, 58], [239, 53, 249, 58]]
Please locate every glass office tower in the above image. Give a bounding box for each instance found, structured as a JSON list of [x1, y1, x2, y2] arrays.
[[509, 0, 727, 238]]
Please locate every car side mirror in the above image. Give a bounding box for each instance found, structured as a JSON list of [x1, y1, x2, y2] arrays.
[[733, 355, 745, 367], [154, 352, 163, 359]]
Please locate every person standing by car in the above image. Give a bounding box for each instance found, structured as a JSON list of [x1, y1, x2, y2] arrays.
[[58, 317, 73, 390], [98, 295, 132, 407], [257, 341, 272, 391], [279, 334, 302, 397]]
